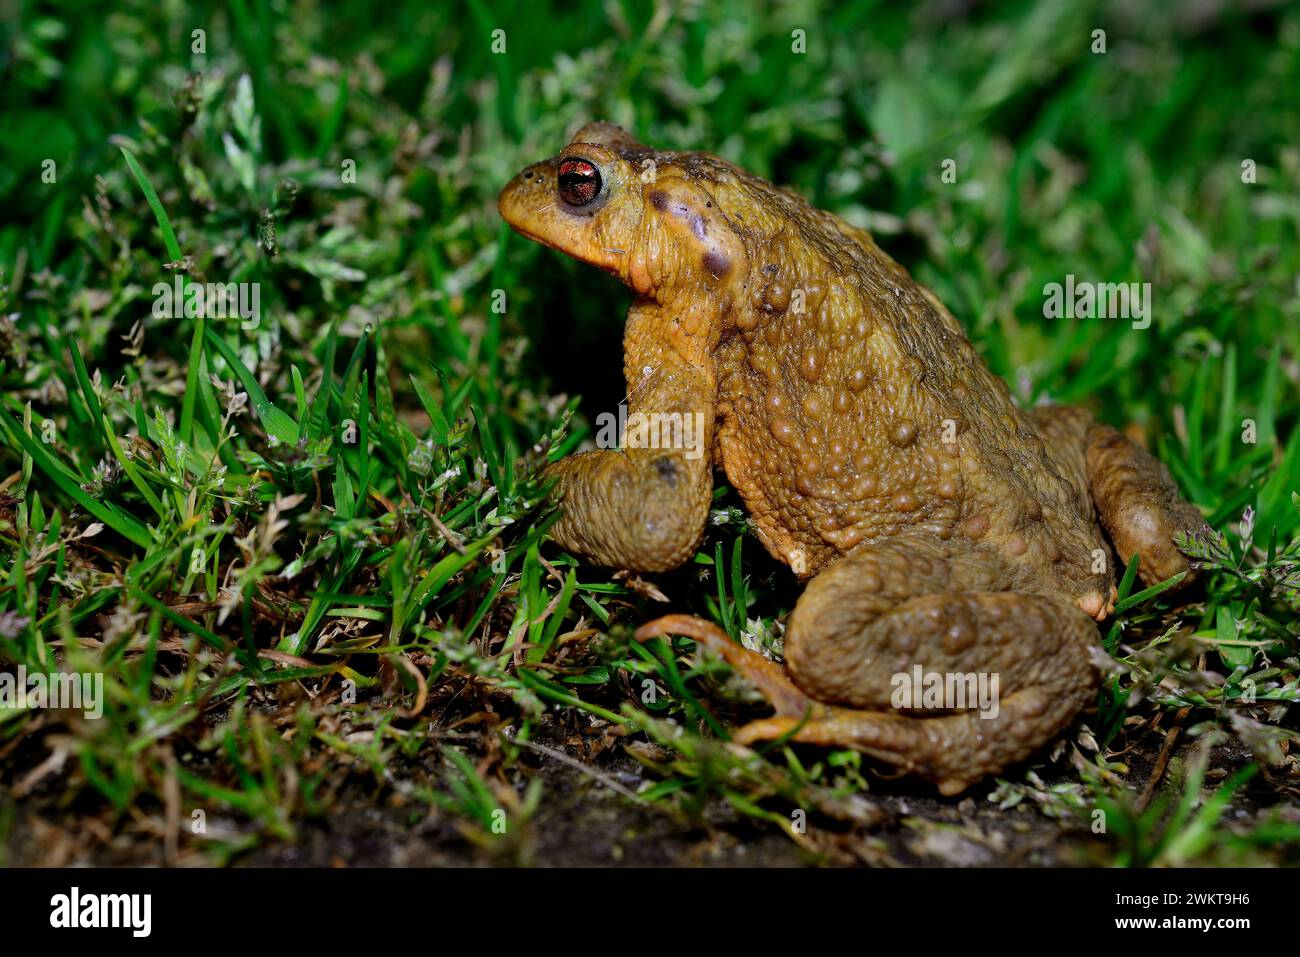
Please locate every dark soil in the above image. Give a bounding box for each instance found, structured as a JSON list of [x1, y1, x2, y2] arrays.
[[12, 729, 1289, 868]]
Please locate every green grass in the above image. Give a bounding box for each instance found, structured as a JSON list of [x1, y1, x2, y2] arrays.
[[0, 0, 1298, 865]]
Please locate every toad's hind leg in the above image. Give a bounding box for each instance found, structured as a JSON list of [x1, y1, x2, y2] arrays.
[[640, 536, 1100, 796], [1085, 423, 1210, 587]]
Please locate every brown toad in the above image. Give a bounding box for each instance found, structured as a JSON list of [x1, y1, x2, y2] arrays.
[[498, 122, 1207, 795]]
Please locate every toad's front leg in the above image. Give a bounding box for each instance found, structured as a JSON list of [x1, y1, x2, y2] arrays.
[[545, 303, 717, 572]]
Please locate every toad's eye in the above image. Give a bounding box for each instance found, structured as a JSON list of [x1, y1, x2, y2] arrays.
[[558, 158, 602, 207]]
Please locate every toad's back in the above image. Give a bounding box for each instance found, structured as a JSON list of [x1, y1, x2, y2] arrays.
[[696, 158, 1100, 590]]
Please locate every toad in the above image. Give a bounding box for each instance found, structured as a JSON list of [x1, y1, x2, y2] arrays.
[[498, 123, 1207, 795]]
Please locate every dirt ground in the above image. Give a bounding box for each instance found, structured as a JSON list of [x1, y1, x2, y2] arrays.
[[8, 728, 1292, 868]]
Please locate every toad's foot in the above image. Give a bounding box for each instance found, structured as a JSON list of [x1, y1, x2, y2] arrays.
[[634, 614, 818, 719], [724, 687, 1075, 797]]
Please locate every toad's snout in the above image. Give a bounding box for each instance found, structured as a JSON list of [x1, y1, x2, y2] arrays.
[[497, 161, 556, 230]]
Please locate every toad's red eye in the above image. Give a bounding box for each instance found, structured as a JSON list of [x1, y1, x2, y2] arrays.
[[558, 158, 602, 206]]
